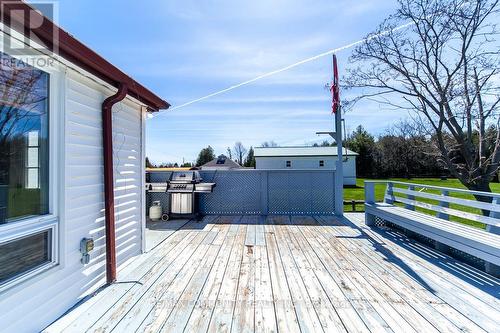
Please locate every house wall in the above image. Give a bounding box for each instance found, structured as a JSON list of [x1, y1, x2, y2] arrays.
[[255, 156, 357, 186], [0, 62, 145, 332]]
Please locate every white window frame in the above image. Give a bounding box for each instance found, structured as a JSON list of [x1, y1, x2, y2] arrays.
[[0, 219, 58, 293], [0, 34, 63, 292]]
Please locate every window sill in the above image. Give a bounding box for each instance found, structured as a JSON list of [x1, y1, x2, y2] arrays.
[[0, 215, 58, 239]]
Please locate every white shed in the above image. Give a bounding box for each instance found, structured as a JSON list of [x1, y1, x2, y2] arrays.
[[254, 146, 358, 186], [0, 4, 168, 332]]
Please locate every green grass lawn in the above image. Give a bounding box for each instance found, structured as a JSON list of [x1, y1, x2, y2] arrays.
[[344, 178, 500, 229]]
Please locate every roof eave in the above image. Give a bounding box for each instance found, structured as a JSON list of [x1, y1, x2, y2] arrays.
[[1, 0, 169, 111]]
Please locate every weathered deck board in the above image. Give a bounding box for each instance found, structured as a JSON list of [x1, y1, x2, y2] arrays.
[[232, 216, 259, 333], [45, 214, 500, 333], [254, 243, 277, 333], [273, 216, 348, 332], [343, 214, 500, 332], [183, 217, 241, 333], [308, 216, 457, 332], [315, 215, 488, 332], [207, 221, 248, 333], [264, 223, 302, 333], [347, 213, 500, 306], [88, 216, 219, 332], [144, 222, 232, 332], [115, 220, 221, 332], [267, 216, 324, 333], [287, 217, 393, 332], [51, 218, 202, 332]]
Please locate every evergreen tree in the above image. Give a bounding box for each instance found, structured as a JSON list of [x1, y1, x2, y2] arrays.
[[344, 125, 377, 178], [145, 157, 155, 168], [196, 146, 216, 167], [244, 147, 256, 168]]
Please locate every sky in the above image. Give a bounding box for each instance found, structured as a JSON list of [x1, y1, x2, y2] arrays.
[[56, 0, 409, 165]]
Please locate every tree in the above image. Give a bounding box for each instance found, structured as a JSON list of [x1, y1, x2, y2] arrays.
[[313, 140, 332, 147], [344, 126, 378, 178], [181, 162, 193, 168], [145, 157, 156, 168], [195, 146, 215, 167], [244, 146, 256, 168], [261, 141, 278, 147], [232, 142, 247, 165], [226, 147, 233, 160], [387, 120, 438, 178], [345, 0, 500, 200]]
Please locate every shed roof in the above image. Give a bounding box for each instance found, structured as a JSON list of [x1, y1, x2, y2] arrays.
[[254, 146, 358, 157], [202, 155, 242, 169], [1, 0, 169, 111]]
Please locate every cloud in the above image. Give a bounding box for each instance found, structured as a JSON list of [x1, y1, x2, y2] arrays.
[[73, 0, 401, 163]]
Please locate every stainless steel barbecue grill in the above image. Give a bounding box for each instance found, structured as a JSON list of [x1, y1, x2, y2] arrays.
[[147, 170, 215, 220]]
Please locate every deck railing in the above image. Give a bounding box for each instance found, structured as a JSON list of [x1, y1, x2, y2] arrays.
[[148, 169, 337, 215], [365, 180, 500, 233]]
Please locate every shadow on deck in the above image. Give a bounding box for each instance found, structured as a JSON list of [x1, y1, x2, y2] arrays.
[[46, 213, 500, 333]]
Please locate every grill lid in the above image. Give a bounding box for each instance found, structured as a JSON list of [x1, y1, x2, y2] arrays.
[[169, 171, 202, 183]]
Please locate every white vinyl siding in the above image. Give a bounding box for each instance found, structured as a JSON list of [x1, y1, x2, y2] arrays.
[[255, 156, 357, 186], [0, 68, 145, 333]]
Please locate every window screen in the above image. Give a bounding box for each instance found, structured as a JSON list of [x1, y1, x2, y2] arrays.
[[0, 230, 52, 284]]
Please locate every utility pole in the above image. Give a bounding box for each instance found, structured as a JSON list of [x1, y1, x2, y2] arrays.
[[317, 54, 343, 216], [333, 54, 343, 216], [335, 101, 343, 216]]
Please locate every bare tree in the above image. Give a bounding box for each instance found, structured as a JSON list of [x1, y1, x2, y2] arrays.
[[261, 141, 278, 147], [1, 59, 48, 184], [232, 142, 247, 165], [226, 147, 233, 160], [345, 0, 500, 200]]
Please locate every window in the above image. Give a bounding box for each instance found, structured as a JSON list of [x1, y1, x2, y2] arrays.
[[286, 160, 291, 168], [0, 51, 53, 288], [0, 51, 49, 223], [27, 131, 41, 189], [0, 229, 52, 285], [319, 160, 325, 167], [216, 155, 226, 165]]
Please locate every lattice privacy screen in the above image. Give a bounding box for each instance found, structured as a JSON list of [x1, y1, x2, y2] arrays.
[[147, 170, 336, 215]]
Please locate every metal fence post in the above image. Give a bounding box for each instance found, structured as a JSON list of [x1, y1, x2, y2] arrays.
[[334, 169, 343, 216], [437, 190, 450, 220], [260, 171, 269, 215]]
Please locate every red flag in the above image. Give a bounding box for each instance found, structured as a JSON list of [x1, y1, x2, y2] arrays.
[[331, 54, 340, 114]]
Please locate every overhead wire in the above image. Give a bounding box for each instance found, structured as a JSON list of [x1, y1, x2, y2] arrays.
[[152, 20, 416, 118]]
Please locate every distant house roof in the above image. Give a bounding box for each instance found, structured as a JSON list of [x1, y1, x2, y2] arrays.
[[146, 167, 191, 172], [1, 1, 168, 111], [254, 146, 358, 157], [201, 155, 242, 169]]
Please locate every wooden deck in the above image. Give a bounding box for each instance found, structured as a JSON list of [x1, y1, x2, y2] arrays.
[[45, 214, 500, 333]]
